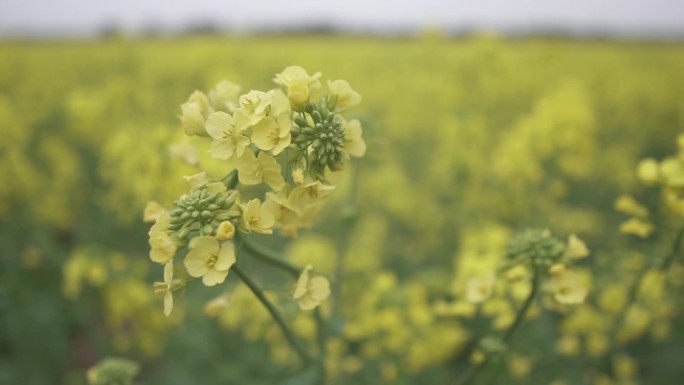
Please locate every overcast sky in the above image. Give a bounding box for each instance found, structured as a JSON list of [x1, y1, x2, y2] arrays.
[[1, 0, 684, 37]]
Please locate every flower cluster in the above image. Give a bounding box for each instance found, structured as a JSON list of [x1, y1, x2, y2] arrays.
[[145, 67, 365, 315], [465, 228, 590, 307]]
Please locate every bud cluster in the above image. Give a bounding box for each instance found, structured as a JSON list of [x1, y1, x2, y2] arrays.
[[168, 188, 239, 240], [504, 228, 566, 267], [291, 99, 346, 176]]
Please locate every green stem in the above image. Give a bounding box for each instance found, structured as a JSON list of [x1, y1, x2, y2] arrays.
[[315, 308, 327, 384], [660, 224, 684, 271], [454, 264, 541, 385], [332, 165, 360, 319], [236, 232, 301, 278], [232, 264, 313, 365]]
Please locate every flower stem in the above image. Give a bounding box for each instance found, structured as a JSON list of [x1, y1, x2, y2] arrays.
[[232, 264, 314, 364], [454, 264, 541, 385], [236, 232, 301, 278]]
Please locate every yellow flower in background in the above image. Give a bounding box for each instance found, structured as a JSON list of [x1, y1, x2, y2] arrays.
[[235, 150, 285, 190], [205, 110, 250, 160], [619, 217, 654, 238], [328, 80, 362, 111], [341, 118, 367, 158], [153, 261, 176, 316], [148, 211, 177, 264], [184, 236, 236, 286], [465, 273, 495, 303], [168, 140, 199, 167], [614, 194, 649, 218], [659, 157, 684, 187], [293, 264, 330, 310], [636, 158, 660, 185], [240, 199, 276, 234], [180, 91, 212, 136], [204, 293, 231, 317], [565, 234, 590, 259], [209, 80, 241, 112], [546, 270, 587, 305]]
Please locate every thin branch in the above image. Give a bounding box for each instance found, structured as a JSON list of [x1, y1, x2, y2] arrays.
[[232, 264, 314, 364]]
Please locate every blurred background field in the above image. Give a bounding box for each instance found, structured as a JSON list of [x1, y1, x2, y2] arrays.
[[2, 22, 684, 385]]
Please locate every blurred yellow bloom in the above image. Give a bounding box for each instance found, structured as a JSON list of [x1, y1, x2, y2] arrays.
[[619, 217, 654, 238], [465, 273, 495, 303], [327, 79, 362, 111], [209, 80, 241, 112], [184, 236, 236, 286], [293, 264, 330, 310], [168, 140, 199, 166], [546, 270, 587, 305], [204, 293, 231, 317], [180, 91, 211, 136], [205, 111, 250, 160], [636, 158, 660, 185], [549, 263, 567, 276], [660, 157, 684, 187], [143, 201, 165, 223], [240, 199, 276, 234], [614, 194, 649, 218], [148, 211, 176, 264], [236, 150, 285, 190], [565, 234, 590, 259], [555, 334, 580, 356], [215, 221, 235, 241], [341, 119, 367, 158]]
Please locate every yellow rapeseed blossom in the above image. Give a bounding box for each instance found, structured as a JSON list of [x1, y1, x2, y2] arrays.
[[465, 273, 495, 303], [180, 91, 211, 136], [636, 158, 660, 185], [341, 118, 367, 158], [614, 194, 649, 218], [660, 157, 684, 187], [168, 140, 199, 166], [619, 217, 654, 238], [215, 221, 235, 241], [250, 114, 292, 155], [205, 111, 250, 160], [209, 80, 241, 111], [240, 199, 276, 234], [273, 66, 321, 106], [153, 261, 176, 316], [236, 150, 285, 190], [565, 234, 590, 259], [148, 211, 177, 264], [184, 236, 236, 286], [143, 201, 165, 223], [293, 264, 331, 310], [238, 90, 273, 125], [546, 270, 587, 305], [327, 79, 362, 111]]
